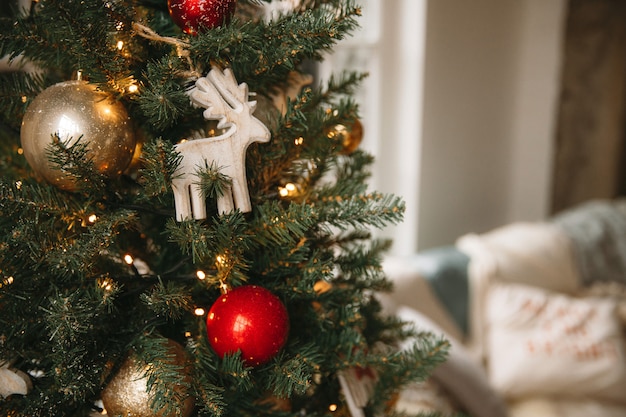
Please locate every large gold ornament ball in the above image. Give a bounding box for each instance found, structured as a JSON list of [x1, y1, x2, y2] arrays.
[[101, 341, 194, 417], [20, 80, 136, 190]]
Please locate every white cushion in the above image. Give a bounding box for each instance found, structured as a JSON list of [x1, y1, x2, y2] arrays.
[[486, 283, 626, 403], [395, 379, 458, 416]]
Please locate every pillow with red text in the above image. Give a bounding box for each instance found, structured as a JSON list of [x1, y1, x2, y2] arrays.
[[486, 283, 626, 404]]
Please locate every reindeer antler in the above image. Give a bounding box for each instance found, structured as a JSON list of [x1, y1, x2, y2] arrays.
[[189, 68, 257, 129]]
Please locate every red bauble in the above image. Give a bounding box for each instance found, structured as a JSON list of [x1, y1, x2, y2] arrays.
[[168, 0, 237, 35], [206, 285, 289, 366]]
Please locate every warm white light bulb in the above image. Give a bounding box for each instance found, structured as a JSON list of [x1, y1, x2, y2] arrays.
[[279, 182, 298, 197], [99, 278, 113, 291], [0, 276, 14, 288]]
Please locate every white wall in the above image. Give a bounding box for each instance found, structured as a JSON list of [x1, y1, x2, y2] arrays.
[[414, 0, 566, 250], [507, 1, 567, 221]]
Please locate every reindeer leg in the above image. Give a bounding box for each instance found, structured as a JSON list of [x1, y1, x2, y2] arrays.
[[190, 182, 207, 220], [172, 181, 193, 221], [217, 185, 235, 215], [232, 179, 252, 212], [230, 155, 252, 212]]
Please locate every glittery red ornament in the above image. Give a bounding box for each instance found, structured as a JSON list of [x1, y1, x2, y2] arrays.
[[206, 285, 289, 366], [168, 0, 236, 35]]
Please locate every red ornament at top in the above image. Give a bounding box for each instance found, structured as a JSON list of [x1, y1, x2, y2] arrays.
[[206, 285, 289, 366], [168, 0, 237, 35]]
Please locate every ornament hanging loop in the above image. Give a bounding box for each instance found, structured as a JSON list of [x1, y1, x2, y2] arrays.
[[132, 22, 200, 79], [216, 253, 232, 294], [219, 280, 230, 295]]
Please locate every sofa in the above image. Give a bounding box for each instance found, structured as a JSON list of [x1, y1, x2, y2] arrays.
[[381, 199, 626, 417]]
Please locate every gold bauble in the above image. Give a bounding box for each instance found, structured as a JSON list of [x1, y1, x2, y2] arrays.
[[101, 340, 194, 417], [328, 119, 364, 154], [20, 80, 136, 190]]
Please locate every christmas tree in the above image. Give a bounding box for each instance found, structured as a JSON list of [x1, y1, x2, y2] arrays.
[[0, 1, 448, 416]]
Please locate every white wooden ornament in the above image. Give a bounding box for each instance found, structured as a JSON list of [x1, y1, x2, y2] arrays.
[[0, 360, 32, 398], [338, 367, 378, 417], [172, 68, 271, 221], [263, 0, 302, 21]]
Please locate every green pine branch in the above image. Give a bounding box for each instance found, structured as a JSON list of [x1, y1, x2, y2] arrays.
[[1, 0, 134, 87], [187, 3, 361, 89], [314, 192, 406, 231], [137, 137, 181, 201], [0, 71, 45, 131]]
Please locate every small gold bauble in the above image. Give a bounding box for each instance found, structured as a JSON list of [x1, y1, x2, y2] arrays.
[[101, 340, 194, 417], [328, 119, 363, 154], [313, 280, 333, 294], [255, 392, 292, 413], [20, 80, 136, 190], [253, 93, 281, 131]]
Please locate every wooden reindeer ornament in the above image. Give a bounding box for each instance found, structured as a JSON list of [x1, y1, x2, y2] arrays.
[[172, 68, 271, 221]]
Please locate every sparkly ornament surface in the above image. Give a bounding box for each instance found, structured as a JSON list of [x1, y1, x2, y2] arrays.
[[20, 80, 136, 190], [206, 285, 289, 366], [101, 340, 194, 417], [168, 0, 237, 35]]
